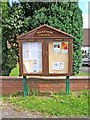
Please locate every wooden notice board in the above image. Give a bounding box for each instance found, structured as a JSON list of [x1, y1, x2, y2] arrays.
[[18, 24, 73, 76]]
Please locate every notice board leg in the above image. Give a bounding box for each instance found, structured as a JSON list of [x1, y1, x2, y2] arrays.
[[66, 76, 70, 95], [23, 76, 27, 97]]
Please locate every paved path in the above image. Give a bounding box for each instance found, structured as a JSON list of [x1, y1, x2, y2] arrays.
[[1, 101, 43, 118], [80, 66, 90, 73]]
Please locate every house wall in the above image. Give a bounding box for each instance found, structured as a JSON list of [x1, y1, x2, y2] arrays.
[[81, 29, 90, 65]]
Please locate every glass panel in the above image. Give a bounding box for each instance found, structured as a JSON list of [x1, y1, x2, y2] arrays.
[[22, 42, 42, 74], [49, 41, 69, 74]]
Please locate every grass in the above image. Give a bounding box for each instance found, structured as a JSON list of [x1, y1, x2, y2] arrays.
[[9, 64, 19, 76], [3, 90, 88, 117], [76, 71, 90, 76]]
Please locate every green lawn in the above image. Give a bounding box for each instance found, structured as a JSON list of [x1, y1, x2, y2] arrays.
[[9, 64, 19, 76], [3, 90, 88, 117], [76, 71, 90, 76]]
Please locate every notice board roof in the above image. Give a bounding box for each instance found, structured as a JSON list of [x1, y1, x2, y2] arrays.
[[18, 24, 73, 40]]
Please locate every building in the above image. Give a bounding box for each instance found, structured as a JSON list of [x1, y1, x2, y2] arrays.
[[82, 28, 90, 49], [82, 28, 90, 66]]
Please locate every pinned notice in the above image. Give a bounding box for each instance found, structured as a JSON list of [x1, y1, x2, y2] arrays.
[[61, 42, 68, 53], [53, 42, 61, 53], [53, 62, 64, 70], [32, 60, 38, 73]]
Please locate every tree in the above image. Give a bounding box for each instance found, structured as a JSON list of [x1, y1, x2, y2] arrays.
[[19, 2, 52, 30], [0, 27, 1, 75], [2, 2, 83, 75], [2, 2, 29, 75], [2, 2, 10, 75], [27, 2, 83, 75]]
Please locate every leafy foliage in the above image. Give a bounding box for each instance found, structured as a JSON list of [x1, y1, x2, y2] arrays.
[[2, 2, 83, 75], [2, 3, 29, 75], [0, 2, 2, 74]]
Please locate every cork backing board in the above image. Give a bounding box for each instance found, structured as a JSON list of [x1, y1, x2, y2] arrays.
[[49, 42, 68, 74]]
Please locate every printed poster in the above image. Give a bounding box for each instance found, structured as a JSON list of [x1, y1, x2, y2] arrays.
[[61, 42, 68, 53]]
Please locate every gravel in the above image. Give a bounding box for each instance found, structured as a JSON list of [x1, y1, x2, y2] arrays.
[[1, 101, 43, 118]]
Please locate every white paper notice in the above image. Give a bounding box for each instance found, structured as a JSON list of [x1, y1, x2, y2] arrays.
[[22, 42, 42, 73], [24, 61, 31, 73], [61, 49, 68, 54], [53, 62, 64, 70], [23, 42, 30, 61], [53, 42, 61, 53], [32, 60, 38, 73]]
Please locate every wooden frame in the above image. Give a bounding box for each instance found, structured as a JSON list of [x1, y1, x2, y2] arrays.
[[18, 24, 73, 76]]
